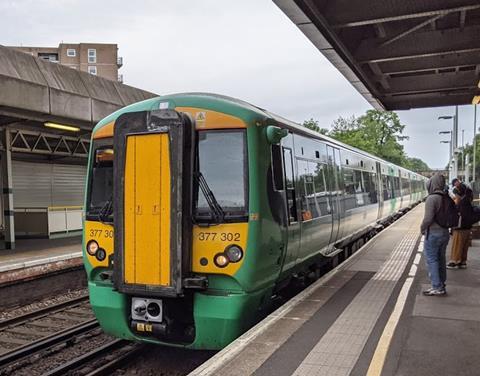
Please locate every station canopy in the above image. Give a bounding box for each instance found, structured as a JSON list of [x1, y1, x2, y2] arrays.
[[274, 0, 480, 110]]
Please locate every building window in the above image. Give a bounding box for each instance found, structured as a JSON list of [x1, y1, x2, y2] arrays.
[[38, 53, 58, 62], [67, 49, 76, 57], [88, 49, 96, 63], [88, 66, 97, 75]]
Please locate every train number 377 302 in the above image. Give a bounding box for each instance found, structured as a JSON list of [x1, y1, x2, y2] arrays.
[[89, 229, 114, 239], [197, 232, 241, 242]]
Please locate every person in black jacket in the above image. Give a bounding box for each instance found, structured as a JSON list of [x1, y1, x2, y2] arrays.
[[447, 184, 474, 269], [420, 173, 450, 296]]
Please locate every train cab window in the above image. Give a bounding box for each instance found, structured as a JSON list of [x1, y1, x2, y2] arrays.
[[86, 139, 114, 221], [195, 130, 248, 222], [283, 148, 298, 223], [271, 144, 284, 191]]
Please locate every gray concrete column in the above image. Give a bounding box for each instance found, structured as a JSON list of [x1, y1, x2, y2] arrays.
[[1, 129, 15, 249]]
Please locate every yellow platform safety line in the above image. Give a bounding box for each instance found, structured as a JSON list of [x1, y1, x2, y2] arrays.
[[367, 277, 414, 376], [124, 133, 171, 286], [367, 236, 423, 376]]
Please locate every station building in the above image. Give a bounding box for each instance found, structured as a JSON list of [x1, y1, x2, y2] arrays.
[[0, 44, 155, 249], [10, 43, 123, 82]]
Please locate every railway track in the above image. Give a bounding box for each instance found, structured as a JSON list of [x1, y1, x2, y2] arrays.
[[44, 339, 144, 376], [0, 294, 147, 376], [0, 295, 95, 368]]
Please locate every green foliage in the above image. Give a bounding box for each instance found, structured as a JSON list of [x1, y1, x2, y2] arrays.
[[302, 118, 329, 135], [405, 157, 430, 172], [303, 110, 429, 171], [460, 135, 480, 181]]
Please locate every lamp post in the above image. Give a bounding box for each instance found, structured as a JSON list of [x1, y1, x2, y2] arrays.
[[440, 139, 452, 183], [439, 130, 453, 179], [439, 107, 458, 184]]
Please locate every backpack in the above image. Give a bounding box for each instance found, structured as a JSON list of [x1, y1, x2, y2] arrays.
[[457, 195, 479, 228], [431, 192, 460, 229]]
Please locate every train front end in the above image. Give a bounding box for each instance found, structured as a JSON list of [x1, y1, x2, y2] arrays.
[[84, 99, 260, 349]]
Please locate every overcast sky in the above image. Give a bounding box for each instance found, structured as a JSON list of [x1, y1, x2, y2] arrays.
[[2, 0, 477, 168]]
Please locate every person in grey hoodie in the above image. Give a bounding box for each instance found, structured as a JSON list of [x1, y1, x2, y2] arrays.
[[420, 173, 449, 296]]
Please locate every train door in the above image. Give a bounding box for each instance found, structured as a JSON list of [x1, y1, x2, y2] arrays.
[[326, 146, 342, 246], [282, 143, 301, 270], [272, 132, 300, 278], [376, 162, 383, 218]]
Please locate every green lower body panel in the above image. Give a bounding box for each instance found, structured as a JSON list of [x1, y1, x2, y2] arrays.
[[88, 282, 270, 350], [191, 288, 268, 349]]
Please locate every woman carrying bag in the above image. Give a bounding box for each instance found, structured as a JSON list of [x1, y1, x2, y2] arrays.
[[447, 184, 476, 269]]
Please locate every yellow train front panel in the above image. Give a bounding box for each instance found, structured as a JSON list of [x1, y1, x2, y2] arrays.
[[123, 133, 171, 286]]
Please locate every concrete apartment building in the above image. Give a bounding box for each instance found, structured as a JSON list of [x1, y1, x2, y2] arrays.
[[11, 43, 124, 82]]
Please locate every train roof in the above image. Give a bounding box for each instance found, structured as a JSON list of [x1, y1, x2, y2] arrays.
[[93, 92, 427, 180]]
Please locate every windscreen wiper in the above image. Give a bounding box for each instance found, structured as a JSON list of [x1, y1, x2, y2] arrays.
[[196, 172, 225, 224], [98, 196, 113, 224]]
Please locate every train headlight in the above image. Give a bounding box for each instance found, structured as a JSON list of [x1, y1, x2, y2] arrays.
[[225, 245, 243, 263], [214, 253, 229, 268], [87, 240, 99, 256], [95, 248, 107, 261]]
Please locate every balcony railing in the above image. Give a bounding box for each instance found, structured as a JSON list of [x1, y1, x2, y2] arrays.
[[117, 56, 123, 67]]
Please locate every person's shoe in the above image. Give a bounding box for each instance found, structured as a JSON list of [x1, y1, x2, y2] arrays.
[[423, 288, 446, 296], [459, 263, 467, 269], [446, 262, 459, 269]]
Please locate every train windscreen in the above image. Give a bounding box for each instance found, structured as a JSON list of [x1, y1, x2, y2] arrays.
[[195, 129, 248, 222], [86, 138, 114, 222]]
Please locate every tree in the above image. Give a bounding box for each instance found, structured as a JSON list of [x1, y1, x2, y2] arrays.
[[303, 110, 429, 171], [406, 157, 430, 172], [302, 118, 329, 135]]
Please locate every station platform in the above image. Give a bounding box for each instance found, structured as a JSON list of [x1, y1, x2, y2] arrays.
[[191, 204, 480, 376], [0, 237, 82, 285]]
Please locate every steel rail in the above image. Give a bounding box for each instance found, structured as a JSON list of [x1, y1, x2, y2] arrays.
[[0, 293, 89, 330], [85, 343, 145, 376], [0, 319, 98, 368], [43, 338, 132, 376]]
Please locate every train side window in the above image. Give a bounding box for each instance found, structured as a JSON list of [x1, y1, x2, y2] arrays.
[[353, 169, 365, 207], [283, 148, 298, 223], [393, 176, 401, 197], [401, 177, 410, 196], [382, 175, 391, 200], [311, 162, 330, 216], [271, 144, 284, 191], [365, 172, 378, 204]]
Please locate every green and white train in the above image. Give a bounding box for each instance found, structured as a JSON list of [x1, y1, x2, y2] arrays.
[[83, 93, 427, 350]]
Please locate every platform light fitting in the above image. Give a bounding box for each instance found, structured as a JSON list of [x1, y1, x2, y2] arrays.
[[44, 122, 80, 132]]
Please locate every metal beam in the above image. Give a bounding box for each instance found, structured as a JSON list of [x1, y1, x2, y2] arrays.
[[383, 92, 478, 110], [380, 14, 445, 47], [369, 63, 390, 90], [8, 129, 90, 158], [386, 71, 478, 94], [380, 52, 480, 75], [459, 10, 467, 29], [355, 25, 480, 63], [327, 1, 480, 28]]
